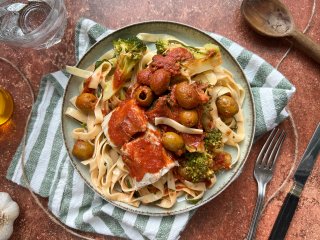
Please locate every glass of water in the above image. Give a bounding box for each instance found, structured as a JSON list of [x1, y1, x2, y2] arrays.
[[0, 0, 67, 49]]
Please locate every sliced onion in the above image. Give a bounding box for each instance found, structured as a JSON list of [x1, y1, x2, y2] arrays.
[[154, 117, 203, 134]]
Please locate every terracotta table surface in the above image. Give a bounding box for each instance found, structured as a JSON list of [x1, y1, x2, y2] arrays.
[[0, 0, 319, 239]]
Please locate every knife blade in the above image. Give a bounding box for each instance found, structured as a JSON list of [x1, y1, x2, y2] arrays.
[[269, 123, 320, 240]]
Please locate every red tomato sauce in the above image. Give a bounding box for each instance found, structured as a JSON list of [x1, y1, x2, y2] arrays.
[[166, 47, 193, 62], [122, 130, 174, 181], [181, 133, 205, 152], [82, 77, 95, 94], [147, 96, 173, 121], [108, 99, 148, 147], [113, 67, 123, 90], [150, 55, 180, 76]]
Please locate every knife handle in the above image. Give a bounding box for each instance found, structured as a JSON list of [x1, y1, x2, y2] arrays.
[[269, 190, 300, 240]]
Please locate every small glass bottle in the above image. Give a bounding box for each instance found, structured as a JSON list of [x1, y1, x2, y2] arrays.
[[0, 87, 14, 125]]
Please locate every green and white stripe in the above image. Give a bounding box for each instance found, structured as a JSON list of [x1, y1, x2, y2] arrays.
[[6, 18, 295, 240]]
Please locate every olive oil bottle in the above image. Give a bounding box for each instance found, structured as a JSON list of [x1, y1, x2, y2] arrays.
[[0, 88, 14, 125]]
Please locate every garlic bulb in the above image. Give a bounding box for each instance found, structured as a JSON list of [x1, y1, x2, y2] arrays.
[[0, 192, 19, 240]]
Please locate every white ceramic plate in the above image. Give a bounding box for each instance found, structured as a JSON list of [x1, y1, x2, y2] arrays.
[[62, 21, 256, 216]]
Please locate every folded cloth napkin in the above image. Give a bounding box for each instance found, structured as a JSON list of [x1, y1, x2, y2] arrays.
[[7, 18, 295, 240]]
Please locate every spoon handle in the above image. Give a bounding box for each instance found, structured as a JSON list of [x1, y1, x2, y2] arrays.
[[288, 29, 320, 64]]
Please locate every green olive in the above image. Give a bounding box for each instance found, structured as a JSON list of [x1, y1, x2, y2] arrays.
[[174, 82, 199, 109], [216, 95, 239, 118], [72, 140, 94, 160], [179, 110, 198, 127], [76, 93, 97, 113], [162, 132, 185, 152], [134, 86, 154, 107]]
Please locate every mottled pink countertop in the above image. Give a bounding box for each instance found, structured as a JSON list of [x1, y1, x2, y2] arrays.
[[0, 0, 319, 239]]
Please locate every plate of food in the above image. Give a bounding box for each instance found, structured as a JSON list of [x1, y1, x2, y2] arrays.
[[62, 21, 255, 216]]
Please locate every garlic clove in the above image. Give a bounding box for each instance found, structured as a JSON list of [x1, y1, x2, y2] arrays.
[[0, 193, 10, 210], [0, 224, 14, 240], [3, 202, 19, 220], [0, 192, 20, 240]]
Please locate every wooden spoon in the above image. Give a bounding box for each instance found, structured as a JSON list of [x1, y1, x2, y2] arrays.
[[241, 0, 320, 64]]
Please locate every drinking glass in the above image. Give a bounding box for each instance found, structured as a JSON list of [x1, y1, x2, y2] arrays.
[[0, 87, 14, 125], [0, 0, 67, 49]]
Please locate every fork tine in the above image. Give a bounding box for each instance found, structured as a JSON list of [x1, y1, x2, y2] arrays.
[[256, 128, 278, 166], [266, 131, 286, 169], [261, 129, 282, 167]]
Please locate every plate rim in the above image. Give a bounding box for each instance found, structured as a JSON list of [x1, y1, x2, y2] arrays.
[[61, 20, 256, 216]]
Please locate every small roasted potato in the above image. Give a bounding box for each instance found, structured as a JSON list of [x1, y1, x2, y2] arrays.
[[162, 132, 185, 153], [150, 69, 171, 95], [216, 95, 239, 118], [72, 140, 94, 160], [174, 82, 199, 109], [76, 93, 97, 113], [179, 110, 199, 127], [134, 86, 154, 107]]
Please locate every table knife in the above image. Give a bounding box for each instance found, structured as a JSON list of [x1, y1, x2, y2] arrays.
[[269, 123, 320, 240]]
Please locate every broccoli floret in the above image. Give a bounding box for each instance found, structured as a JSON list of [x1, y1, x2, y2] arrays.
[[113, 37, 146, 59], [178, 152, 214, 183], [204, 128, 223, 152], [155, 39, 170, 54], [155, 39, 194, 55], [155, 39, 219, 60], [188, 43, 220, 59], [112, 37, 147, 87]]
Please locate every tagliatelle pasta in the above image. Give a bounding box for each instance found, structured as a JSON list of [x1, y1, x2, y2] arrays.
[[65, 34, 245, 208], [155, 117, 203, 134]]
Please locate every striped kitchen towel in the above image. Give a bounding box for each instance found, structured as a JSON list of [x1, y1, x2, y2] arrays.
[[7, 18, 295, 240]]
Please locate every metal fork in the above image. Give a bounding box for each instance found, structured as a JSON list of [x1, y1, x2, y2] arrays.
[[246, 128, 286, 240]]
